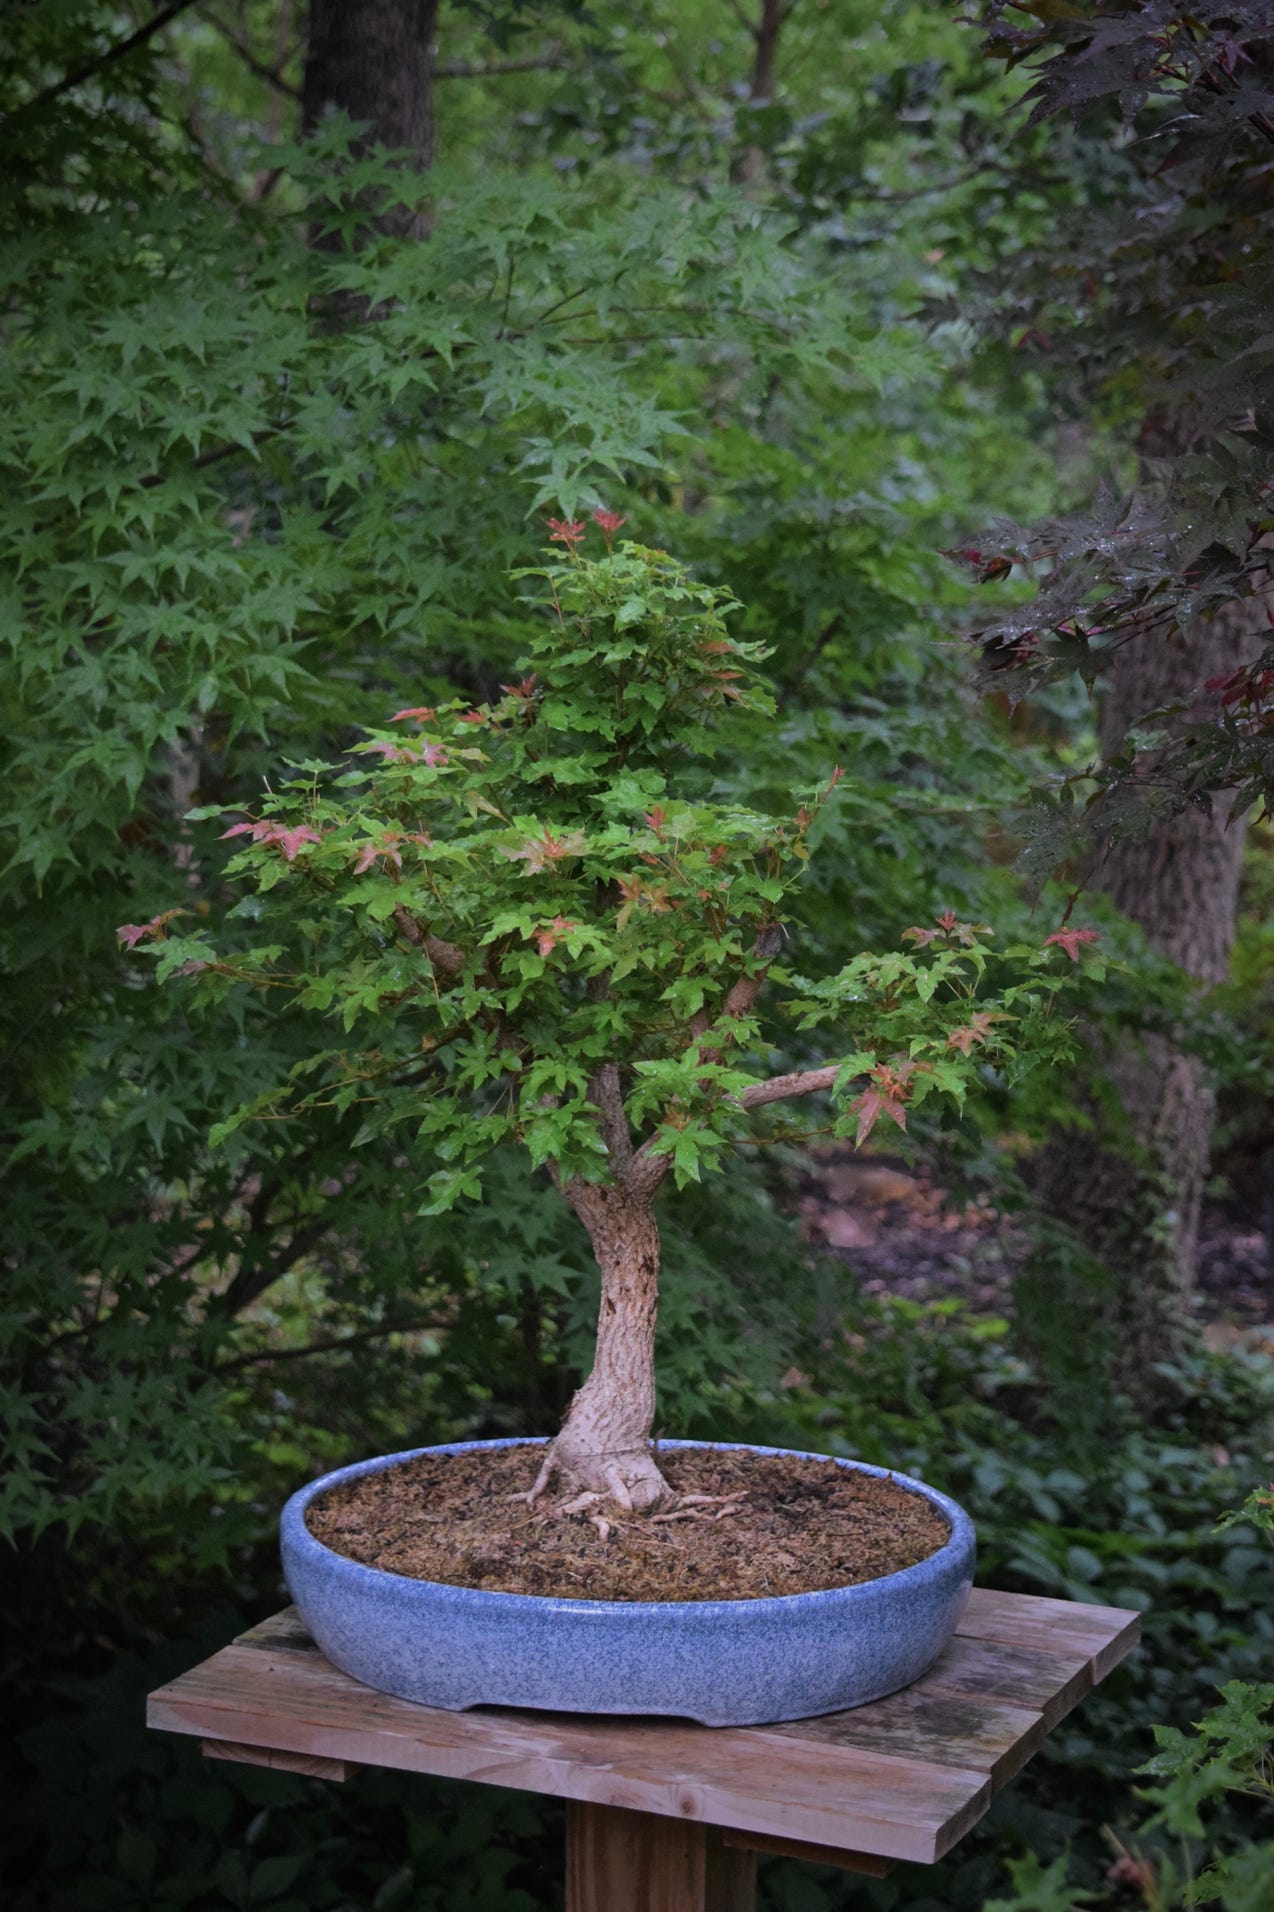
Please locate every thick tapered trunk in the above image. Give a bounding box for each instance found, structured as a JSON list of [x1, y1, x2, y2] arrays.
[[1035, 600, 1259, 1393], [542, 1184, 672, 1512]]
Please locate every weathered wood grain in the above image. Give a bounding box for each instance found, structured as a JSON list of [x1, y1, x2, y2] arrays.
[[151, 1588, 1141, 1871], [764, 1680, 1047, 1787], [201, 1737, 353, 1781], [234, 1610, 321, 1656], [565, 1806, 756, 1912], [922, 1633, 1093, 1734], [153, 1640, 989, 1862], [959, 1588, 1141, 1682]]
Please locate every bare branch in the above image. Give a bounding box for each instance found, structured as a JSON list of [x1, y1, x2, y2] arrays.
[[436, 54, 567, 81], [22, 2, 202, 113], [205, 11, 301, 100], [391, 905, 466, 977], [216, 1314, 448, 1372], [735, 1063, 842, 1111], [749, 0, 787, 102], [216, 1212, 332, 1317]]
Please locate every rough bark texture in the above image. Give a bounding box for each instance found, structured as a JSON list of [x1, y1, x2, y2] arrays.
[[1035, 599, 1262, 1392], [303, 0, 438, 237], [545, 1183, 670, 1512]]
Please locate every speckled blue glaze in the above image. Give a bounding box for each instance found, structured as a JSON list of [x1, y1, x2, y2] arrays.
[[281, 1439, 975, 1726]]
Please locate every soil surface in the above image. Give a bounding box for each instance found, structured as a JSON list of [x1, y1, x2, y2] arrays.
[[306, 1447, 951, 1602]]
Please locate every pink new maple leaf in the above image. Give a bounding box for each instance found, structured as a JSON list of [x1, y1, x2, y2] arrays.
[[534, 916, 579, 957], [353, 829, 432, 875], [501, 828, 586, 874], [946, 1011, 1002, 1057], [1044, 927, 1100, 962], [221, 820, 321, 862], [116, 908, 188, 949]]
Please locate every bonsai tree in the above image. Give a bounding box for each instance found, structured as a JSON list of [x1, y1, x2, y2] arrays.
[[128, 529, 1085, 1516]]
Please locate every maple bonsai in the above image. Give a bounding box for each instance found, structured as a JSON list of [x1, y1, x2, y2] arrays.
[[133, 529, 1083, 1516]]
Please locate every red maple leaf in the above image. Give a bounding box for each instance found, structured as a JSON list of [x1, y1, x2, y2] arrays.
[[849, 1089, 908, 1149], [502, 828, 586, 874], [547, 516, 586, 549], [268, 825, 322, 862], [1044, 927, 1100, 962], [946, 1011, 1001, 1057], [848, 1058, 925, 1147], [533, 915, 579, 957], [116, 908, 188, 949], [455, 710, 488, 725], [643, 805, 668, 838], [220, 820, 322, 861], [354, 829, 432, 874], [390, 706, 436, 722], [362, 740, 422, 765]]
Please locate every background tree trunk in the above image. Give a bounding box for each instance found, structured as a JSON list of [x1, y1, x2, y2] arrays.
[[1034, 599, 1262, 1397], [304, 0, 438, 161], [303, 0, 439, 236]]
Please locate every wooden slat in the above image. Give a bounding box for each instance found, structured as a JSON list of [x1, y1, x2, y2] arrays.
[[148, 1640, 989, 1863], [234, 1609, 322, 1656], [764, 1681, 1047, 1787], [957, 1588, 1141, 1681], [201, 1737, 353, 1781], [149, 1591, 1142, 1869], [920, 1633, 1093, 1734]]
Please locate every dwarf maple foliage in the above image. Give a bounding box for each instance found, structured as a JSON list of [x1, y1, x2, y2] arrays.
[[148, 543, 1092, 1194]]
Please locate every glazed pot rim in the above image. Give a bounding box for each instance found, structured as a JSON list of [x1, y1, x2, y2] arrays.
[[282, 1438, 975, 1617]]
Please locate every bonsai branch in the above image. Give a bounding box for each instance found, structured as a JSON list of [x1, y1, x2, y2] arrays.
[[391, 905, 466, 977], [586, 1061, 634, 1170], [735, 1063, 843, 1111]]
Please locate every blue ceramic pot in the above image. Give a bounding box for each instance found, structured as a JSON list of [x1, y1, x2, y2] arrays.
[[281, 1438, 975, 1726]]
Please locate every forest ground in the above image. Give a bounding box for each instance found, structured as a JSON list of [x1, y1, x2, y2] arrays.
[[798, 1151, 1274, 1340]]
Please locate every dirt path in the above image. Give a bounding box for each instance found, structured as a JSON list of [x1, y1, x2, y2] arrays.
[[798, 1150, 1273, 1342]]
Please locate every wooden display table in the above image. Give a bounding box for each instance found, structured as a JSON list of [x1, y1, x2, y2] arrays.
[[148, 1589, 1138, 1911]]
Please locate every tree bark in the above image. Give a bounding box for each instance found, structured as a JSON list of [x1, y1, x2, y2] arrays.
[[304, 0, 438, 161], [302, 0, 438, 239], [1034, 598, 1262, 1394], [540, 1182, 672, 1512]]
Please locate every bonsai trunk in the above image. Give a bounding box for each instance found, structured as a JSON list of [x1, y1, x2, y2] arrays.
[[543, 1182, 672, 1513]]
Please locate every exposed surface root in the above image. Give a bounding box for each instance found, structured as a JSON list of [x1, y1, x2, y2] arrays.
[[649, 1493, 746, 1525]]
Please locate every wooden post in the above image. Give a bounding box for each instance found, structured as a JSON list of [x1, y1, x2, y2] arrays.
[[565, 1803, 756, 1912]]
